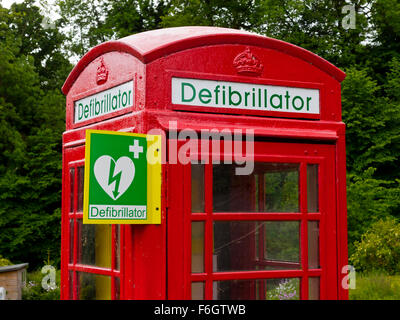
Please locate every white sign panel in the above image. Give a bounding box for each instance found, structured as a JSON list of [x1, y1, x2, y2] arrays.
[[171, 77, 320, 115], [74, 80, 134, 124]]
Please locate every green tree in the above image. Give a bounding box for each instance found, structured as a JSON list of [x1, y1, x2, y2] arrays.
[[347, 169, 400, 255], [342, 63, 400, 254], [255, 0, 371, 68], [6, 0, 71, 90], [366, 0, 400, 83], [0, 1, 68, 269], [57, 0, 171, 59], [341, 68, 382, 173], [104, 0, 171, 38], [57, 0, 110, 59], [161, 0, 265, 30], [341, 65, 400, 177]]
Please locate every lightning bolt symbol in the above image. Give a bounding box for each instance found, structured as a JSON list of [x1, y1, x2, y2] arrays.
[[108, 160, 122, 199]]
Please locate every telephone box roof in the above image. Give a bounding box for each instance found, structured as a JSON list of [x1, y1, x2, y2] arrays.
[[62, 26, 346, 95]]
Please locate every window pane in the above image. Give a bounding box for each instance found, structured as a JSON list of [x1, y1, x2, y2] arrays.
[[69, 168, 75, 212], [307, 164, 319, 212], [114, 225, 120, 270], [213, 221, 300, 272], [213, 163, 299, 212], [213, 164, 254, 212], [69, 271, 74, 300], [192, 222, 205, 273], [69, 219, 74, 264], [192, 282, 204, 300], [264, 221, 300, 268], [77, 272, 111, 300], [192, 164, 205, 212], [213, 278, 300, 300], [309, 277, 320, 300], [308, 221, 320, 269], [77, 166, 84, 212], [77, 221, 112, 268], [114, 277, 120, 300], [264, 164, 299, 212]]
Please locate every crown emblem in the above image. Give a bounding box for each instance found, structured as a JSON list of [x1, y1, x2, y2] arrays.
[[233, 47, 263, 76], [96, 57, 108, 85]]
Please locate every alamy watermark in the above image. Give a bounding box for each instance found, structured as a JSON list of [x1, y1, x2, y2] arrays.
[[23, 264, 58, 293], [342, 265, 356, 290], [146, 120, 255, 175], [40, 16, 56, 30], [41, 265, 57, 291], [342, 4, 356, 30]]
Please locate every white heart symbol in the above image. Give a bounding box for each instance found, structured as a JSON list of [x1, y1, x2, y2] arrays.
[[94, 155, 135, 200]]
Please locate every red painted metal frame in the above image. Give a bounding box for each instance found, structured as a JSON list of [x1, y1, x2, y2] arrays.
[[61, 27, 348, 300], [336, 133, 349, 300], [167, 140, 337, 300]]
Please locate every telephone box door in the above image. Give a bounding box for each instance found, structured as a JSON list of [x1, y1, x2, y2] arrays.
[[168, 140, 338, 300]]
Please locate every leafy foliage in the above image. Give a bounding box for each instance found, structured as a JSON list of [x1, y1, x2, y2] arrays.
[[0, 1, 70, 269], [0, 254, 12, 267], [161, 0, 265, 30], [57, 0, 172, 60], [105, 0, 171, 38], [266, 278, 300, 300], [22, 268, 60, 300], [350, 218, 400, 274], [346, 169, 400, 255]]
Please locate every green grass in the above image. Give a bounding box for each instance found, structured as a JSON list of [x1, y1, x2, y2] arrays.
[[349, 272, 400, 300]]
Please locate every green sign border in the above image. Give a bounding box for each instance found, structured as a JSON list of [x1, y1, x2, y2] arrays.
[[83, 129, 161, 224]]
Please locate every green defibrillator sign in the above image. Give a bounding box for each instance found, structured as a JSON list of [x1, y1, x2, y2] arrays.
[[83, 129, 161, 224]]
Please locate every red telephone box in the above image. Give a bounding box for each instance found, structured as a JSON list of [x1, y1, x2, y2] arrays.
[[61, 27, 348, 300]]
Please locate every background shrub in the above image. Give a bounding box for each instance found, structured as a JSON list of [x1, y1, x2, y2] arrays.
[[350, 217, 400, 275], [0, 255, 12, 267], [22, 269, 60, 300]]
